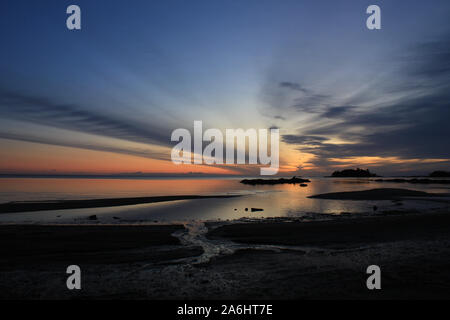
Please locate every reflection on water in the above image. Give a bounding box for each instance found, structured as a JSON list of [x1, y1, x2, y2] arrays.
[[0, 177, 449, 223], [0, 178, 249, 202]]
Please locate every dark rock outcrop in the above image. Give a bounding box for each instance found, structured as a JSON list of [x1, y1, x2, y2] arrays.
[[240, 176, 310, 185], [429, 171, 450, 177], [330, 168, 378, 177]]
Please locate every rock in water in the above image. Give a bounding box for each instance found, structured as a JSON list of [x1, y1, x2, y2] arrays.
[[240, 176, 310, 185], [330, 168, 378, 177]]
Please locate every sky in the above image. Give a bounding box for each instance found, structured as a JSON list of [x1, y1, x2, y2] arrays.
[[0, 0, 449, 176]]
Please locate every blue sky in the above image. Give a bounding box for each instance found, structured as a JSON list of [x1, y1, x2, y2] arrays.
[[0, 0, 450, 175]]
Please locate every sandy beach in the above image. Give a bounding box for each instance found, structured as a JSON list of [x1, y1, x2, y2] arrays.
[[1, 208, 450, 299]]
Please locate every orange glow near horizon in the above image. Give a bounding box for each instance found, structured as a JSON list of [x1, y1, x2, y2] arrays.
[[328, 156, 450, 166], [0, 178, 245, 199], [1, 138, 448, 176], [0, 139, 236, 175]]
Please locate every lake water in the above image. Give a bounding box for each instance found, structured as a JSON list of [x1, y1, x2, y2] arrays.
[[0, 177, 449, 223]]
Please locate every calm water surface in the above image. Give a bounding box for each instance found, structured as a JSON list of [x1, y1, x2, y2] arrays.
[[0, 177, 449, 223]]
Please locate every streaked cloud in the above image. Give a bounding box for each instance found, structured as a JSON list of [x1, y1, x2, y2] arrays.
[[277, 34, 450, 174], [0, 89, 172, 147]]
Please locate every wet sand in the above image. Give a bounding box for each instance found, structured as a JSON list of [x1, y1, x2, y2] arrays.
[[0, 195, 240, 213], [0, 225, 203, 271], [307, 188, 441, 200], [204, 212, 450, 299], [206, 211, 450, 247], [1, 211, 450, 299], [374, 178, 450, 184]]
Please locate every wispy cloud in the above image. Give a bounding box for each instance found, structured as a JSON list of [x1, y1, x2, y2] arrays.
[[276, 34, 450, 173], [0, 131, 170, 161], [279, 82, 308, 93], [0, 89, 173, 147]]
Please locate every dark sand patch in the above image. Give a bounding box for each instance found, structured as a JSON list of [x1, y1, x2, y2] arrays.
[[199, 243, 450, 299], [0, 225, 202, 271], [207, 212, 450, 248], [0, 195, 240, 214], [2, 213, 450, 299], [375, 178, 450, 184], [202, 212, 450, 299], [308, 188, 439, 200]]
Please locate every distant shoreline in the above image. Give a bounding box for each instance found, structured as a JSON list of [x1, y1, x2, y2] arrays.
[[0, 194, 241, 214], [0, 174, 297, 179]]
